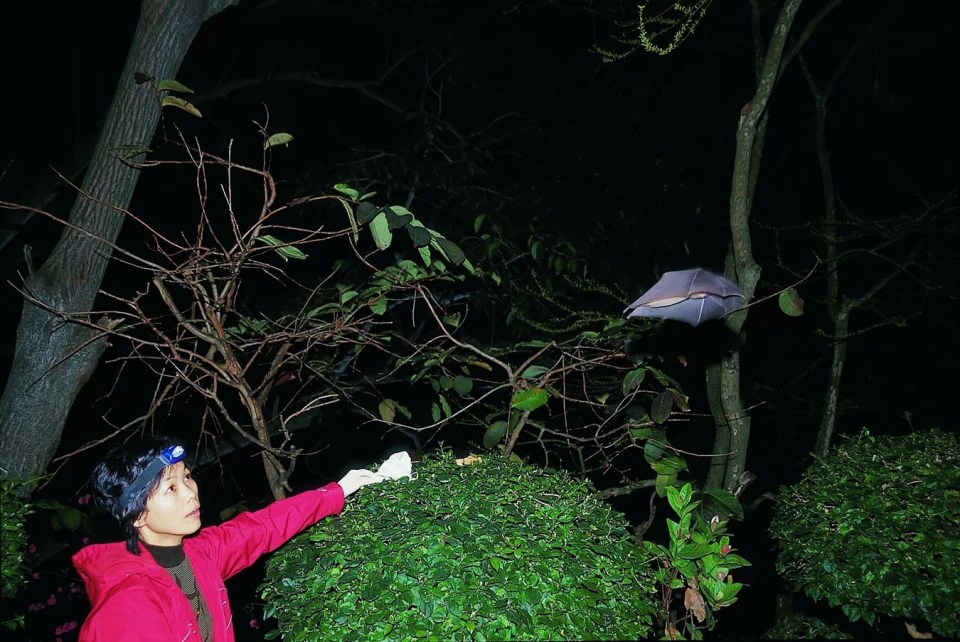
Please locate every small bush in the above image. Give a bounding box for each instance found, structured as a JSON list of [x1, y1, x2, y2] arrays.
[[262, 451, 657, 640], [769, 428, 960, 637], [761, 612, 853, 639]]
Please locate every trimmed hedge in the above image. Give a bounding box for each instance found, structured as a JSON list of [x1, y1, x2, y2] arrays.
[[761, 613, 852, 640], [769, 429, 960, 637], [262, 451, 657, 640]]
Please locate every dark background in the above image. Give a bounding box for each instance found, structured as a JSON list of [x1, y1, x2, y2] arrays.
[[1, 1, 956, 639]]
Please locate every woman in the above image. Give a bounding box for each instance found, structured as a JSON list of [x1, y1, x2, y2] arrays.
[[72, 435, 387, 641]]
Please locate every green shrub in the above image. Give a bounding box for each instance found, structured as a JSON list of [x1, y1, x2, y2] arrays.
[[761, 612, 852, 639], [262, 451, 657, 641], [769, 428, 960, 637], [1, 477, 34, 632], [642, 482, 750, 639], [1, 478, 32, 601]]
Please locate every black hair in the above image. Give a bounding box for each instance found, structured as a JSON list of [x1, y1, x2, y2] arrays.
[[90, 434, 185, 555]]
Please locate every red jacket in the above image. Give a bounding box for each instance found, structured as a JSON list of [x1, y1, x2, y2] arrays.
[[72, 482, 345, 641]]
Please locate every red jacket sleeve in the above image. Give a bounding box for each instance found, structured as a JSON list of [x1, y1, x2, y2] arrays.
[[190, 482, 345, 580]]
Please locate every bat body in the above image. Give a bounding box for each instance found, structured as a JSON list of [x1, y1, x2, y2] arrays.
[[624, 268, 746, 327]]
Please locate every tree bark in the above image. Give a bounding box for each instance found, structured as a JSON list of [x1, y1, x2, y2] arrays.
[[815, 305, 849, 456], [705, 0, 803, 492], [0, 0, 236, 486]]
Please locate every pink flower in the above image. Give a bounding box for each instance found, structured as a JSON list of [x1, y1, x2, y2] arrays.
[[720, 545, 732, 555], [28, 544, 37, 554], [55, 621, 77, 634], [32, 572, 41, 580], [47, 594, 57, 606], [249, 619, 259, 629], [78, 494, 91, 506]]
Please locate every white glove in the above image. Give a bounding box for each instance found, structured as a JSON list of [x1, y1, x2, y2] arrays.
[[336, 452, 415, 497], [337, 468, 382, 497], [373, 451, 414, 481]]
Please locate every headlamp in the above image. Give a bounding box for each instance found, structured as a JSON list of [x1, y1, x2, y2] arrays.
[[118, 445, 188, 510]]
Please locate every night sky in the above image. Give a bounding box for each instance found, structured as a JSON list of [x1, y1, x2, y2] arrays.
[[1, 0, 957, 638]]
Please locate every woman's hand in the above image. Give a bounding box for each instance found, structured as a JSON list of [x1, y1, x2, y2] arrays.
[[336, 469, 383, 497]]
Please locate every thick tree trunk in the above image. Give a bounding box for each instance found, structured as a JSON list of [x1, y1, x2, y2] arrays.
[[705, 0, 803, 492], [0, 0, 235, 486]]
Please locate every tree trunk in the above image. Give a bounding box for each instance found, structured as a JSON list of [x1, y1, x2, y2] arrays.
[[815, 305, 850, 456], [705, 0, 803, 492], [808, 53, 844, 459], [0, 0, 236, 486]]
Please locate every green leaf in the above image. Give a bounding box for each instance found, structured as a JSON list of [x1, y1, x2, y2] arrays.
[[442, 313, 461, 328], [356, 202, 381, 224], [626, 406, 653, 425], [264, 132, 294, 149], [650, 391, 674, 424], [666, 485, 683, 516], [438, 394, 452, 418], [369, 296, 387, 315], [511, 387, 549, 411], [433, 236, 466, 266], [417, 245, 432, 267], [649, 455, 686, 475], [721, 553, 751, 568], [277, 245, 307, 261], [778, 287, 804, 317], [655, 473, 677, 497], [643, 439, 666, 463], [667, 388, 690, 412], [338, 201, 359, 242], [622, 367, 646, 396], [483, 420, 508, 448], [678, 543, 713, 560], [678, 482, 693, 506], [473, 214, 487, 233], [703, 488, 744, 521], [257, 235, 307, 261], [114, 144, 152, 160], [520, 365, 550, 380], [369, 212, 393, 250], [529, 240, 541, 261], [157, 78, 195, 94], [452, 375, 473, 396], [406, 224, 433, 247], [378, 400, 397, 423], [160, 95, 202, 118], [385, 206, 414, 230], [334, 183, 360, 200], [718, 581, 743, 603]]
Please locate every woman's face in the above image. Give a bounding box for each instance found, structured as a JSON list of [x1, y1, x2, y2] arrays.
[[134, 461, 201, 546]]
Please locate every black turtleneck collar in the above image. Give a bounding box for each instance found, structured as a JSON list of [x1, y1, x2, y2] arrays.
[[141, 541, 186, 568]]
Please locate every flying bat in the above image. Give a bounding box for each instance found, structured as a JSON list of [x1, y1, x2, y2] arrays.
[[624, 268, 746, 327]]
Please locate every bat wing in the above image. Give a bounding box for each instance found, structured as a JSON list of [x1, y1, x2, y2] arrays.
[[624, 268, 746, 327]]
